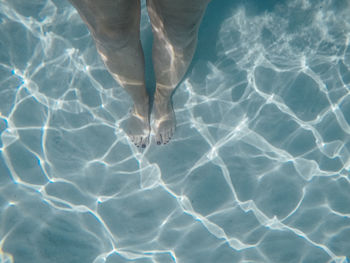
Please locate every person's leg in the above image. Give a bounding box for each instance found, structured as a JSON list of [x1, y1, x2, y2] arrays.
[[147, 0, 209, 145], [69, 0, 150, 147]]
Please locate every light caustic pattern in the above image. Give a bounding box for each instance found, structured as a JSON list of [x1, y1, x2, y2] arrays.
[[0, 0, 350, 262]]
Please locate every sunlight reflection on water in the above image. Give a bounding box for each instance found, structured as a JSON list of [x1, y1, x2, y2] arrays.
[[0, 0, 350, 262]]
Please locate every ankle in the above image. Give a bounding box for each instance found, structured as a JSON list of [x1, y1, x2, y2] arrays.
[[154, 91, 172, 105], [132, 98, 149, 116], [133, 94, 149, 106]]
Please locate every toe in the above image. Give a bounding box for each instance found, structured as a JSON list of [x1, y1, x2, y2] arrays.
[[155, 133, 162, 145], [134, 136, 141, 147], [141, 136, 149, 148], [167, 131, 172, 141], [167, 131, 172, 143], [163, 133, 169, 145], [161, 133, 167, 144]]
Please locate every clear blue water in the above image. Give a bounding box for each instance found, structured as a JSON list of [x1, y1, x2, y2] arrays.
[[1, 0, 350, 262]]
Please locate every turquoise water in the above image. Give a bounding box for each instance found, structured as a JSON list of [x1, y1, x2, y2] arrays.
[[1, 0, 350, 262]]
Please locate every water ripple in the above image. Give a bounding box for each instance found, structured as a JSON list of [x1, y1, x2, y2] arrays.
[[0, 0, 350, 262]]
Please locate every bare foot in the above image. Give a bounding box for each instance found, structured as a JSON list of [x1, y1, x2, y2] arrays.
[[121, 100, 150, 148], [152, 92, 176, 145]]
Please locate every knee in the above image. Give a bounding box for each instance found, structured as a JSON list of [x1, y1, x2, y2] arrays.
[[171, 25, 197, 47], [92, 17, 139, 49], [152, 7, 204, 49], [157, 21, 198, 51]]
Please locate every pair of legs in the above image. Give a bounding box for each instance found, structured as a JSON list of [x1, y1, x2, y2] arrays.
[[69, 0, 209, 147]]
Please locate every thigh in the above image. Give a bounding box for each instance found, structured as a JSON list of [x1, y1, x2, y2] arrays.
[[69, 0, 141, 43], [147, 0, 209, 44]]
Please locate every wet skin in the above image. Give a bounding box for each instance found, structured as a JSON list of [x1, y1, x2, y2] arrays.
[[69, 0, 210, 147]]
